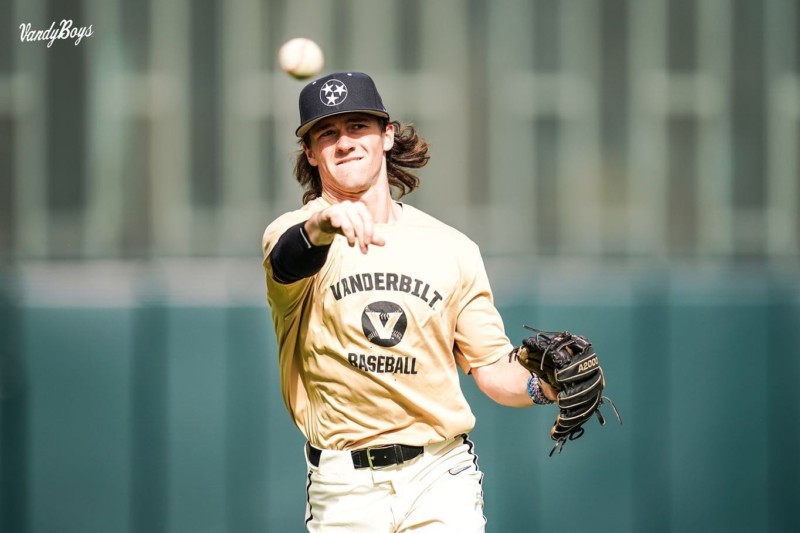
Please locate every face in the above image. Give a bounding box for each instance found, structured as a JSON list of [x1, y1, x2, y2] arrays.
[[303, 113, 395, 200]]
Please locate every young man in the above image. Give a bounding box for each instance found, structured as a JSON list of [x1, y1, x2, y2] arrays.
[[262, 71, 557, 532]]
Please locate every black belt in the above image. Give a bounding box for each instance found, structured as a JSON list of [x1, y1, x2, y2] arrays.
[[308, 443, 424, 469]]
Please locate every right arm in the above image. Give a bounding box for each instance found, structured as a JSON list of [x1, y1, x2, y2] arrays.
[[268, 221, 332, 283], [269, 200, 385, 283]]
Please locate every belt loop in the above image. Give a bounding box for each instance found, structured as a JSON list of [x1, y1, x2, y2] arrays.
[[307, 443, 322, 467]]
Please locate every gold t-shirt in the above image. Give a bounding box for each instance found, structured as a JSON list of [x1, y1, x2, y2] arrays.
[[262, 197, 513, 450]]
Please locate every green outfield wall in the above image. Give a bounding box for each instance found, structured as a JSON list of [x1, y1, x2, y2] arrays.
[[2, 265, 798, 533]]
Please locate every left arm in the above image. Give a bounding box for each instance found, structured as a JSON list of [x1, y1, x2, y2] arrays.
[[472, 355, 558, 407], [452, 241, 557, 406]]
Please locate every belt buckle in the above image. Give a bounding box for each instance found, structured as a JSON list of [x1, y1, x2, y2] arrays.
[[366, 445, 395, 470]]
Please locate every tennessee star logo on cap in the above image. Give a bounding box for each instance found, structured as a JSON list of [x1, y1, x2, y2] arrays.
[[320, 79, 348, 106]]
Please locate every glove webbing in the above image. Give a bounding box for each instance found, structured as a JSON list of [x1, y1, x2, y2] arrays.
[[549, 395, 623, 456]]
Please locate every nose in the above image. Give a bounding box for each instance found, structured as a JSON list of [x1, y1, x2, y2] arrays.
[[335, 133, 355, 153]]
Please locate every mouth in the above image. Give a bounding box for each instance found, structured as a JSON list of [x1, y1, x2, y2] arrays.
[[336, 156, 363, 166]]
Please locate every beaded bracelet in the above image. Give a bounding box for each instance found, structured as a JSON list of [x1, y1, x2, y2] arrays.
[[527, 374, 553, 405]]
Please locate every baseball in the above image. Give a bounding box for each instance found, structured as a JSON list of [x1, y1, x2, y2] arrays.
[[278, 37, 324, 80]]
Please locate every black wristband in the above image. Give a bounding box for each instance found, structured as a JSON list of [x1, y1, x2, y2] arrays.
[[269, 221, 331, 283]]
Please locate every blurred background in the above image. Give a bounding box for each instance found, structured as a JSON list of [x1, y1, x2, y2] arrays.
[[1, 0, 799, 532]]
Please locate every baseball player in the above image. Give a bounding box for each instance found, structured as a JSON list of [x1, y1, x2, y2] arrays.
[[262, 71, 558, 532]]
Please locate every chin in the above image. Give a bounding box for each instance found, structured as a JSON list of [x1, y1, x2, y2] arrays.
[[336, 169, 371, 186]]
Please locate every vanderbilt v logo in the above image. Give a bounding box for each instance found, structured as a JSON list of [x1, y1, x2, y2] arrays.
[[361, 301, 408, 348], [365, 311, 402, 340]]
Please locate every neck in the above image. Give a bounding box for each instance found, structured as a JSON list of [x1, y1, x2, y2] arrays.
[[322, 185, 398, 224]]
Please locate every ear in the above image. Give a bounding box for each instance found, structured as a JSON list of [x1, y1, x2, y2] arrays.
[[382, 122, 395, 152], [302, 142, 319, 167]]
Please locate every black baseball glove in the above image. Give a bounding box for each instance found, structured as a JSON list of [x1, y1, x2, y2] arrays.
[[514, 325, 621, 455]]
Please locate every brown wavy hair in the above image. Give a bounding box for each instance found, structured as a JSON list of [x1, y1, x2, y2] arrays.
[[294, 119, 430, 204]]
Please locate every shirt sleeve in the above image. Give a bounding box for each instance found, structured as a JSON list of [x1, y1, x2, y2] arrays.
[[452, 242, 514, 373], [262, 210, 319, 316]]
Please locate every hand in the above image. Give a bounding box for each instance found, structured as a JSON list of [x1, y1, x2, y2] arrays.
[[305, 200, 386, 254]]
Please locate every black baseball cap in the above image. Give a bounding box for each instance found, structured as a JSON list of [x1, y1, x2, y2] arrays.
[[295, 71, 390, 138]]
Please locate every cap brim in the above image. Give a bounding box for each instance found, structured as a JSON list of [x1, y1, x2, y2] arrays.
[[296, 109, 390, 138]]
